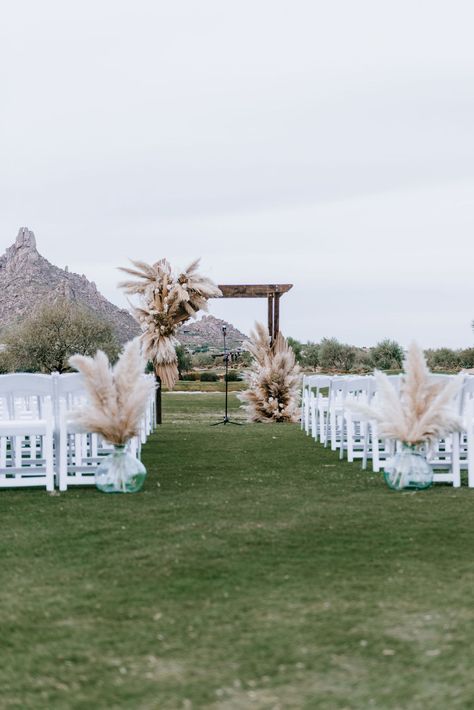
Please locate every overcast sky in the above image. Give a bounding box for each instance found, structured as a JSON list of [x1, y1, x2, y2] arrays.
[[1, 1, 473, 347]]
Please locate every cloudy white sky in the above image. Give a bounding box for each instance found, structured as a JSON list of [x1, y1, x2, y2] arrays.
[[1, 0, 473, 347]]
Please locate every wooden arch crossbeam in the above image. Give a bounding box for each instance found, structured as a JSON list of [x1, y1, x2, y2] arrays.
[[215, 284, 293, 343]]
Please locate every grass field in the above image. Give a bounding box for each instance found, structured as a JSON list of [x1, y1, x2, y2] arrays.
[[2, 393, 474, 709]]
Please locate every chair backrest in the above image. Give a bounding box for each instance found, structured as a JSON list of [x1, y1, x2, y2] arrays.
[[0, 373, 54, 397], [0, 373, 54, 420]]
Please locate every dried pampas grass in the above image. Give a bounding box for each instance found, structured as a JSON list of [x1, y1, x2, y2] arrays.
[[350, 342, 463, 444], [238, 323, 301, 423], [118, 257, 221, 389], [68, 338, 155, 445]]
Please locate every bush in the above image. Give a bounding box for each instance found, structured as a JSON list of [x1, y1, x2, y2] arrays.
[[459, 348, 474, 369], [426, 348, 462, 371], [287, 337, 303, 363], [176, 345, 192, 378], [319, 338, 356, 371], [352, 348, 373, 373], [300, 343, 320, 369], [191, 352, 215, 368], [370, 339, 404, 370], [225, 369, 241, 382], [238, 351, 252, 367], [181, 371, 200, 381], [200, 371, 219, 382]]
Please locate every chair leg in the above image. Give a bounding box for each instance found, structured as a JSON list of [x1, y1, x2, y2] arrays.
[[347, 417, 354, 462], [59, 427, 68, 492], [452, 432, 461, 488], [45, 431, 54, 492], [468, 426, 474, 487]]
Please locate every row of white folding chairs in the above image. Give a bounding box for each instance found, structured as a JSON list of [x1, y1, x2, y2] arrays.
[[302, 373, 474, 487], [0, 373, 156, 492]]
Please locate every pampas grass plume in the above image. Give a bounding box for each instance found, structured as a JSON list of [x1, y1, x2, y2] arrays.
[[68, 338, 155, 445]]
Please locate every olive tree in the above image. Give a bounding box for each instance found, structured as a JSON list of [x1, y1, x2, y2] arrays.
[[1, 300, 120, 373], [370, 339, 404, 370]]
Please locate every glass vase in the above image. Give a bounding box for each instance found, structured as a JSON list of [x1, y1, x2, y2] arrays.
[[383, 443, 433, 491], [95, 445, 147, 493]]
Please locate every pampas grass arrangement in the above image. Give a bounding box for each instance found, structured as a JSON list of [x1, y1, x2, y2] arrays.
[[68, 338, 155, 445], [238, 322, 301, 423], [118, 258, 221, 389], [351, 342, 463, 444]]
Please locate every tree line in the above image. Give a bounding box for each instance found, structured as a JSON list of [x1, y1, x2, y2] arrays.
[[1, 301, 473, 375], [287, 337, 474, 373]]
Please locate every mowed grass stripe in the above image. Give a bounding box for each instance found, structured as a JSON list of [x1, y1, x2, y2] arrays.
[[1, 393, 474, 709]]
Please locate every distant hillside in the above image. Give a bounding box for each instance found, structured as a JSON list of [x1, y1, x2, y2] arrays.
[[0, 228, 140, 343], [177, 315, 247, 351], [0, 229, 248, 352]]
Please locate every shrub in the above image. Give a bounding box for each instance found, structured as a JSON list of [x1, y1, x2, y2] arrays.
[[200, 371, 219, 382], [300, 342, 320, 369], [426, 348, 462, 371], [370, 339, 404, 370], [352, 348, 373, 373], [176, 345, 192, 378], [181, 371, 200, 381], [287, 337, 303, 363], [319, 338, 356, 371], [191, 352, 215, 368], [225, 369, 241, 382], [459, 348, 474, 369], [238, 351, 252, 367]]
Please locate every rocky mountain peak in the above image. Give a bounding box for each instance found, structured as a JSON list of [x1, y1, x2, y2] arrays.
[[15, 227, 37, 251], [0, 228, 139, 343]]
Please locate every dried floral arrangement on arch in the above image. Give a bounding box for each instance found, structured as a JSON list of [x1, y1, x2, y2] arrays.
[[118, 258, 221, 389], [350, 342, 463, 445], [69, 338, 155, 446], [238, 322, 301, 423]]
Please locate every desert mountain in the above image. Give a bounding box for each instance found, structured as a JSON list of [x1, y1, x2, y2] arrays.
[[177, 315, 247, 351], [0, 228, 139, 342], [0, 228, 247, 350]]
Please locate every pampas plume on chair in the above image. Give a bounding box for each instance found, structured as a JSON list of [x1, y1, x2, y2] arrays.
[[68, 339, 155, 445], [118, 258, 221, 389], [238, 323, 301, 423], [351, 342, 463, 444]]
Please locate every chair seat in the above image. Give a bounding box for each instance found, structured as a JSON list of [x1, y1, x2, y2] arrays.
[[0, 419, 48, 435]]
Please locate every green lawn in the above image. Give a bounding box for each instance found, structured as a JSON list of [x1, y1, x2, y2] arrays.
[[2, 394, 474, 709]]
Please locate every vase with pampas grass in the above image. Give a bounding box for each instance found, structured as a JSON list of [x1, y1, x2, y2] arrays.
[[350, 343, 463, 490], [238, 323, 301, 423], [69, 339, 155, 493]]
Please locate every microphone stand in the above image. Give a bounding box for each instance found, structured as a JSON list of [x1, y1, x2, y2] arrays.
[[211, 325, 242, 426]]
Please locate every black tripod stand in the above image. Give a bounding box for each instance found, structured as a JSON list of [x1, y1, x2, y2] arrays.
[[211, 325, 242, 426]]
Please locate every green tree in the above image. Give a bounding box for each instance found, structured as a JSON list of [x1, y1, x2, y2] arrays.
[[300, 342, 320, 369], [459, 348, 474, 369], [287, 337, 303, 363], [370, 339, 404, 370], [2, 300, 120, 373], [319, 338, 356, 371], [176, 345, 192, 379], [426, 348, 462, 371]]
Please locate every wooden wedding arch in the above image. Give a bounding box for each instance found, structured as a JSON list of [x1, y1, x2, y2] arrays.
[[156, 283, 293, 423], [216, 283, 293, 344]]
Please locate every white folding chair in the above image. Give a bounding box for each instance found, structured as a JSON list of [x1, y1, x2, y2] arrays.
[[339, 377, 374, 462], [0, 374, 54, 491]]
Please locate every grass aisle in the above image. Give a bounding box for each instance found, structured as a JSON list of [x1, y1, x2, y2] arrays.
[[2, 393, 474, 709]]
